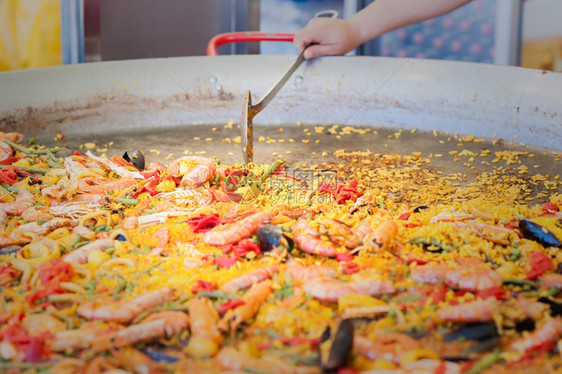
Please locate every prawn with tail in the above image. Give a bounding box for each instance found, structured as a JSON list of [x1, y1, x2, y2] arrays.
[[218, 280, 273, 333], [220, 264, 280, 293], [291, 218, 360, 257], [185, 296, 224, 358], [353, 219, 399, 253], [0, 190, 34, 215], [510, 318, 562, 352], [203, 211, 273, 246], [169, 156, 216, 189], [88, 311, 189, 353], [77, 287, 174, 323]]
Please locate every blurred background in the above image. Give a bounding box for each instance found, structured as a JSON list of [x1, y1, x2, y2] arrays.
[[0, 0, 561, 72]]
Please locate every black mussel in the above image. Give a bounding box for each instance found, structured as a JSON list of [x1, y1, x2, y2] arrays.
[[461, 335, 501, 356], [556, 262, 562, 275], [538, 297, 562, 316], [519, 219, 561, 248], [142, 348, 179, 363], [515, 317, 535, 332], [502, 278, 538, 291], [444, 322, 498, 342], [123, 150, 145, 170], [319, 319, 354, 372], [0, 245, 21, 255], [257, 224, 293, 252], [413, 205, 429, 213]]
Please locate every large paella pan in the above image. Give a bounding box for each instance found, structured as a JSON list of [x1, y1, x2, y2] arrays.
[[0, 56, 561, 373]]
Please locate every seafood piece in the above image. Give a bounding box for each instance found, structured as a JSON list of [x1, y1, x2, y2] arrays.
[[319, 319, 353, 371], [516, 294, 549, 320], [51, 323, 105, 351], [122, 150, 145, 170], [0, 141, 12, 161], [291, 219, 340, 257], [0, 341, 18, 360], [410, 263, 450, 284], [73, 225, 97, 241], [0, 132, 24, 142], [430, 212, 474, 223], [444, 322, 498, 342], [185, 297, 223, 358], [203, 211, 273, 246], [302, 275, 395, 302], [509, 318, 562, 352], [16, 217, 73, 235], [519, 219, 561, 248], [354, 333, 420, 363], [151, 226, 170, 255], [218, 280, 272, 332], [78, 176, 138, 194], [77, 287, 174, 323], [21, 206, 53, 222], [63, 238, 115, 264], [257, 224, 293, 252], [220, 264, 280, 293], [265, 287, 306, 323], [86, 151, 144, 179], [158, 188, 213, 208], [285, 261, 336, 283], [89, 311, 189, 353], [444, 265, 503, 292], [169, 156, 216, 189], [0, 190, 33, 215], [361, 220, 399, 252], [437, 298, 497, 322]]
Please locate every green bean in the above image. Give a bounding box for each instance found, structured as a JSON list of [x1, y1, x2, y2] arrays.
[[115, 198, 139, 205], [463, 352, 501, 374]]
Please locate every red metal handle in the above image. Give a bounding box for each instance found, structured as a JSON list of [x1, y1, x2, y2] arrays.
[[206, 32, 295, 56]]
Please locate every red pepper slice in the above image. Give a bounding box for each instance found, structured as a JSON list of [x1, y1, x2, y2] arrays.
[[215, 255, 238, 269], [38, 259, 74, 284], [341, 262, 360, 275], [398, 212, 411, 221], [133, 178, 161, 198], [232, 239, 261, 257], [187, 214, 221, 233], [475, 286, 508, 300], [0, 157, 22, 165], [335, 252, 354, 262], [542, 202, 559, 214], [191, 280, 216, 293], [526, 251, 554, 280], [218, 299, 245, 314], [0, 166, 30, 185]]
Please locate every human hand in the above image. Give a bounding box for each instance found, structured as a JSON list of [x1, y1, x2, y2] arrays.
[[293, 18, 362, 59]]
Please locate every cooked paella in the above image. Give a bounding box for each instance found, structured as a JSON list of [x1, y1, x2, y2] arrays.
[[0, 129, 561, 374]]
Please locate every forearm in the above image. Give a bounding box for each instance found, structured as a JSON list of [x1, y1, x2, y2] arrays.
[[349, 0, 473, 44]]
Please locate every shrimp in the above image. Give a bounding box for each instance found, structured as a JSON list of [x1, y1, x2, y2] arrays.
[[21, 206, 53, 222], [302, 275, 395, 302], [361, 220, 399, 252], [285, 261, 336, 283], [291, 219, 341, 257], [0, 141, 12, 161], [509, 318, 562, 352], [265, 287, 306, 323], [169, 156, 216, 189], [430, 212, 474, 223], [437, 298, 497, 322], [51, 323, 105, 351], [202, 211, 273, 246], [16, 217, 73, 235], [0, 132, 24, 142], [410, 263, 450, 284], [0, 341, 18, 360], [89, 311, 189, 353], [516, 294, 549, 320], [185, 297, 223, 358], [158, 188, 213, 208], [63, 238, 115, 264], [218, 280, 273, 332], [354, 333, 420, 363], [0, 190, 33, 215], [220, 264, 279, 293], [444, 265, 503, 292], [411, 261, 502, 292], [78, 176, 138, 194], [77, 287, 174, 323]]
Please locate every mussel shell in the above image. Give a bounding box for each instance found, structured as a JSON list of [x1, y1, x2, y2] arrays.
[[444, 322, 498, 342], [538, 297, 562, 316], [257, 224, 293, 252], [515, 317, 535, 332], [123, 150, 145, 170], [413, 205, 429, 213], [519, 219, 561, 248], [0, 245, 21, 255], [142, 348, 179, 363], [320, 319, 353, 371]]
